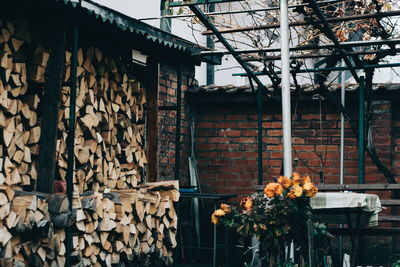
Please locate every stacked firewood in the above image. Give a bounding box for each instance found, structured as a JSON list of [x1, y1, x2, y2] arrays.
[[0, 181, 180, 266], [56, 46, 147, 193], [72, 181, 179, 266], [0, 185, 66, 267], [0, 18, 178, 267], [0, 19, 44, 189]]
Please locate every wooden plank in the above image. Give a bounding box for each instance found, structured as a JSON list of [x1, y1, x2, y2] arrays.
[[328, 227, 400, 236], [145, 58, 159, 182], [37, 20, 66, 193], [378, 216, 400, 222], [316, 184, 400, 191], [380, 199, 400, 206]]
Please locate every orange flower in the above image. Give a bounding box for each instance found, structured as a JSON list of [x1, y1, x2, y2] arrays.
[[240, 197, 253, 212], [303, 182, 318, 197], [211, 214, 219, 224], [275, 184, 283, 195], [288, 184, 303, 199], [220, 203, 231, 214], [292, 172, 302, 185], [264, 183, 283, 198], [211, 209, 226, 224], [278, 176, 291, 189], [303, 175, 311, 184]]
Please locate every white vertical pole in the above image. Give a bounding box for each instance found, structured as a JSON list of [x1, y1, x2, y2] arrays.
[[280, 2, 294, 261], [280, 0, 292, 177], [340, 60, 345, 184], [338, 60, 346, 265]]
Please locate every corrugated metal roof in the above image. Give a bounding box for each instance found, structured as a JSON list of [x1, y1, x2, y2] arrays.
[[54, 0, 202, 56], [188, 83, 400, 95]]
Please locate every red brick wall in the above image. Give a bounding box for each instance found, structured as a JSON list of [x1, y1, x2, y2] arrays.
[[193, 99, 396, 200], [157, 62, 193, 185]]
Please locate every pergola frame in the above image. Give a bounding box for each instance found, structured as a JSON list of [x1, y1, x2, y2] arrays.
[[162, 0, 400, 186]]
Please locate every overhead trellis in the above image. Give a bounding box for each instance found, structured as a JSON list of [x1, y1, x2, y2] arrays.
[[141, 0, 400, 184], [160, 0, 400, 84]]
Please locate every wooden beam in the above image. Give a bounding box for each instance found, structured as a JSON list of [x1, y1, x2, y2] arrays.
[[145, 58, 159, 182], [317, 184, 400, 191], [328, 227, 400, 236], [37, 19, 66, 193]]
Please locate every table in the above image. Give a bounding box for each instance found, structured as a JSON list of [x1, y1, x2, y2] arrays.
[[177, 193, 237, 267], [311, 192, 382, 226], [310, 192, 382, 266]]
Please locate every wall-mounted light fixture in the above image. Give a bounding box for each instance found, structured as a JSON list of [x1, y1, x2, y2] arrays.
[[132, 49, 148, 66]]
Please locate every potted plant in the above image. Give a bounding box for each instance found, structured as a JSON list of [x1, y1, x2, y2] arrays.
[[211, 173, 319, 266]]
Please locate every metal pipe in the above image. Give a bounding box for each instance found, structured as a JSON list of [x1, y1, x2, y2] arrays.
[[280, 0, 293, 177], [358, 77, 365, 184], [207, 3, 215, 85], [175, 62, 182, 181], [339, 59, 345, 267], [257, 84, 263, 185], [232, 62, 400, 76], [241, 48, 400, 62], [169, 0, 242, 7], [202, 9, 400, 35], [160, 0, 172, 32], [340, 61, 345, 184], [139, 0, 343, 20], [213, 201, 217, 267], [65, 22, 79, 267], [201, 38, 400, 56]]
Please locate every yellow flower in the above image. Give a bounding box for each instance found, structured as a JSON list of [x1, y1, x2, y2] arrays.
[[292, 172, 301, 185], [303, 182, 318, 197], [211, 209, 226, 225], [278, 176, 291, 189], [288, 184, 303, 199], [220, 203, 231, 214], [264, 183, 283, 198], [240, 197, 253, 212]]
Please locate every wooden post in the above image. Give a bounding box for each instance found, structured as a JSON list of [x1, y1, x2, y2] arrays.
[[37, 19, 66, 193], [145, 58, 159, 182]]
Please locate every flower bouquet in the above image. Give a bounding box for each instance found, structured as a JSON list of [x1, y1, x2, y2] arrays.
[[211, 173, 319, 266]]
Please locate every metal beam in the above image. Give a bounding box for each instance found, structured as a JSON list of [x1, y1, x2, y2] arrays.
[[202, 10, 400, 35], [306, 0, 360, 82], [309, 0, 360, 83], [169, 0, 243, 7], [188, 4, 267, 185], [232, 62, 400, 76], [65, 22, 79, 267], [241, 48, 400, 62], [188, 4, 266, 101], [175, 62, 182, 181], [200, 38, 400, 56], [140, 0, 343, 20]]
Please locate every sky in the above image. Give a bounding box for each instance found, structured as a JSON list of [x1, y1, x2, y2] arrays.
[[94, 0, 160, 27]]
